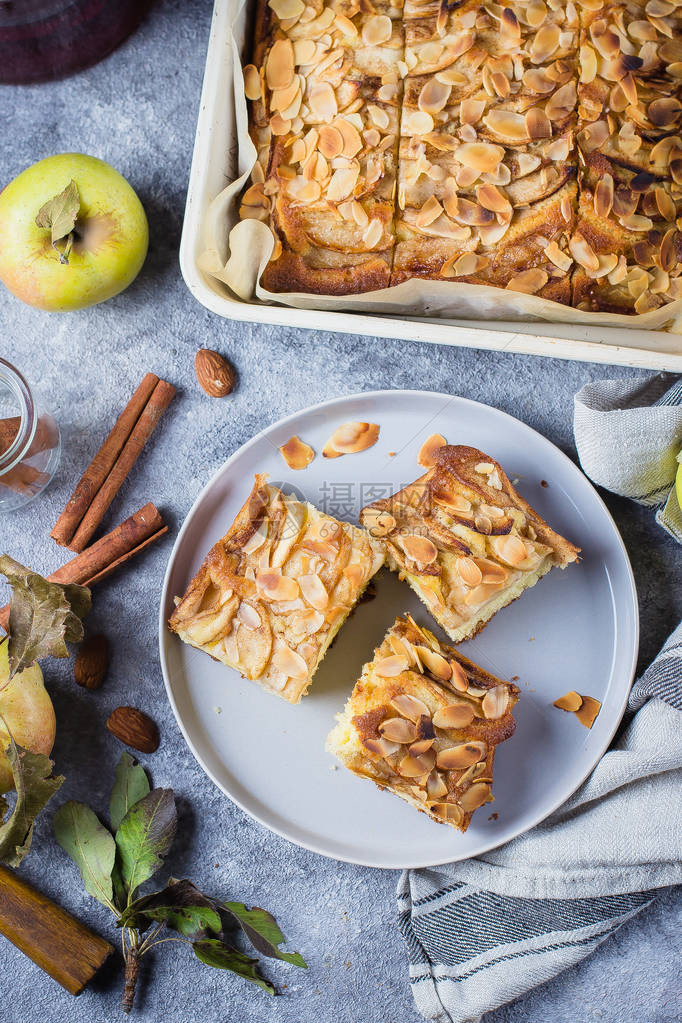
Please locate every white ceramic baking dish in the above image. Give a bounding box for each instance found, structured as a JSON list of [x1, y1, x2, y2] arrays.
[[180, 0, 682, 371]]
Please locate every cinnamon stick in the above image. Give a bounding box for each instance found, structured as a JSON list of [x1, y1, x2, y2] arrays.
[[0, 503, 166, 633], [50, 373, 160, 549], [68, 379, 176, 553]]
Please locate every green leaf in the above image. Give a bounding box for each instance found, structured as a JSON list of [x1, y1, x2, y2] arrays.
[[110, 752, 150, 833], [0, 737, 63, 867], [0, 556, 91, 678], [192, 939, 275, 994], [119, 879, 222, 939], [115, 788, 176, 900], [223, 902, 306, 968], [53, 801, 116, 910], [35, 179, 80, 244]]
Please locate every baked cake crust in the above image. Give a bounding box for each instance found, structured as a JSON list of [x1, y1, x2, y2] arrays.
[[360, 445, 580, 643], [240, 0, 682, 311], [326, 614, 520, 831], [169, 474, 384, 702]]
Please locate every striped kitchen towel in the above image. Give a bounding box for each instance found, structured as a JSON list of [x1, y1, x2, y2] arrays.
[[398, 623, 682, 1023], [574, 374, 682, 543]]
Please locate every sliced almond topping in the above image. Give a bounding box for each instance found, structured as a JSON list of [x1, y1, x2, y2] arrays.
[[476, 184, 512, 214], [266, 39, 295, 91], [432, 704, 475, 729], [416, 645, 452, 681], [482, 685, 509, 719], [286, 176, 321, 201], [391, 692, 431, 722], [457, 557, 483, 587], [335, 13, 357, 36], [293, 38, 316, 64], [455, 142, 505, 173], [553, 690, 583, 712], [416, 196, 444, 228], [474, 514, 492, 534], [298, 574, 328, 611], [398, 749, 436, 778], [402, 109, 435, 136], [491, 534, 528, 566], [437, 741, 487, 770], [460, 98, 487, 125], [257, 571, 300, 603], [268, 0, 304, 18], [418, 78, 451, 115], [575, 695, 601, 728], [530, 23, 560, 63], [362, 508, 396, 537], [426, 770, 449, 799], [474, 558, 508, 584], [525, 107, 552, 139], [272, 644, 308, 680], [431, 801, 465, 825], [434, 492, 472, 514], [363, 219, 383, 249], [318, 124, 344, 159], [309, 82, 337, 122], [418, 433, 447, 467], [594, 174, 614, 219], [505, 268, 548, 294], [450, 661, 469, 692], [655, 187, 676, 222], [324, 421, 379, 454], [237, 602, 262, 630], [544, 240, 572, 271], [458, 782, 492, 812], [279, 435, 314, 470], [337, 117, 362, 158], [569, 233, 600, 272], [362, 14, 392, 45], [363, 736, 400, 757], [398, 535, 439, 566], [374, 654, 409, 678], [380, 717, 417, 743], [243, 64, 261, 101], [483, 109, 529, 142]]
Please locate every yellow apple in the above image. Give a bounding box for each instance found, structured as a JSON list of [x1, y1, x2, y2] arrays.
[[0, 641, 56, 794], [0, 153, 148, 311]]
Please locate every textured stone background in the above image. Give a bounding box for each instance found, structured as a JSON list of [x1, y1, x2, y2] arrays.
[[1, 1, 680, 1021]]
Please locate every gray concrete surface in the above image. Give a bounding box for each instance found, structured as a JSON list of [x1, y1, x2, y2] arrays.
[[1, 1, 680, 1021]]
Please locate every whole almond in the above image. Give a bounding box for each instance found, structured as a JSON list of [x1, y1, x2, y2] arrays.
[[74, 634, 109, 690], [194, 349, 235, 397], [107, 706, 160, 753]]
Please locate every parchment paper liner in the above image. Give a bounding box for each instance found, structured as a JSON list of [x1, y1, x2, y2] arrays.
[[198, 7, 682, 344]]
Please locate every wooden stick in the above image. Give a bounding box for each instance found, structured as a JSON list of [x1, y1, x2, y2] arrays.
[[68, 379, 176, 553], [0, 503, 166, 632], [0, 864, 113, 995], [50, 373, 160, 548]]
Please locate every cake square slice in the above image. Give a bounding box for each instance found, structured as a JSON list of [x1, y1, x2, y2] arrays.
[[169, 474, 384, 703], [360, 445, 579, 643], [326, 615, 520, 831]]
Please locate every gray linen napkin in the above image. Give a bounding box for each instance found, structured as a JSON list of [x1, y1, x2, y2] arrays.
[[573, 375, 682, 542], [397, 626, 682, 1023]]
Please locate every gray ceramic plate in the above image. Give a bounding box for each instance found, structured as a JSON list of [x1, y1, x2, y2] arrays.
[[159, 390, 638, 868]]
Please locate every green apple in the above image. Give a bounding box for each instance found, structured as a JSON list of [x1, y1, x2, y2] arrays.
[[0, 640, 56, 794], [676, 457, 682, 510], [0, 153, 148, 311]]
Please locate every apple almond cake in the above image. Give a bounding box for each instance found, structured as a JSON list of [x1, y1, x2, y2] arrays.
[[326, 614, 520, 830], [360, 445, 579, 643], [169, 475, 384, 702], [240, 0, 682, 312]]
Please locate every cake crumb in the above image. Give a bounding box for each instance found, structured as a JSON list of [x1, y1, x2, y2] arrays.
[[213, 706, 222, 714], [488, 812, 499, 821], [511, 675, 519, 682], [388, 451, 396, 457], [540, 479, 548, 487]]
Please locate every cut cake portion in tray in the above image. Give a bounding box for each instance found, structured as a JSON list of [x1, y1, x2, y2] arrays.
[[360, 444, 580, 643], [169, 474, 384, 702], [326, 614, 520, 831]]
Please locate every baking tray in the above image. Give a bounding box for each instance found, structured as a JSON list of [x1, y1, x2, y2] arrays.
[[179, 0, 682, 371]]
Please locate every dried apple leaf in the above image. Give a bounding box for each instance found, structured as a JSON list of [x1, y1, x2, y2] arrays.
[[192, 939, 275, 994], [35, 179, 81, 244], [223, 902, 307, 968], [0, 555, 91, 678], [0, 735, 64, 867]]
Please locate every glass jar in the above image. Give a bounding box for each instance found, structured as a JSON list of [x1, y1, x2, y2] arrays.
[[0, 358, 60, 512]]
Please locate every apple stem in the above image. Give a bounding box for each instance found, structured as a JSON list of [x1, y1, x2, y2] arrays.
[[53, 232, 75, 265]]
